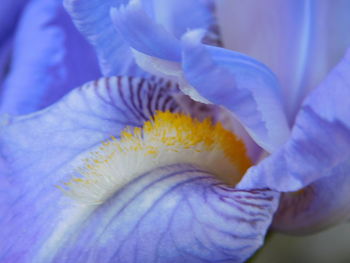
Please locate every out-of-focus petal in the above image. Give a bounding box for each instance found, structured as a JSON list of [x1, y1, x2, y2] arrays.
[[181, 33, 290, 153], [0, 0, 101, 115], [273, 160, 350, 234], [0, 38, 12, 87], [0, 77, 279, 262], [217, 0, 350, 121], [0, 0, 28, 46], [238, 49, 350, 191]]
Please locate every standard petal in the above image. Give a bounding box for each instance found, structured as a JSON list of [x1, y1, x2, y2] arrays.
[[273, 160, 350, 234], [181, 33, 290, 153], [217, 0, 350, 120], [238, 49, 350, 191], [63, 0, 144, 76], [65, 0, 218, 75], [1, 163, 279, 263], [0, 0, 101, 115]]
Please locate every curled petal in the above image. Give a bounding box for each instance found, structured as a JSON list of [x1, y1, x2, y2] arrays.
[[181, 33, 290, 153], [111, 0, 181, 61], [239, 49, 350, 191], [1, 163, 279, 263], [0, 0, 101, 115], [273, 160, 350, 234]]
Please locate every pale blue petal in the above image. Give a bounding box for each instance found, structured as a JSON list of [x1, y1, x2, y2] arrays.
[[0, 78, 279, 262], [63, 0, 144, 76], [181, 34, 290, 153], [238, 49, 350, 191], [0, 0, 101, 115], [0, 76, 182, 260], [65, 0, 218, 75], [111, 0, 181, 61], [1, 164, 279, 263], [273, 160, 350, 234], [217, 0, 350, 121]]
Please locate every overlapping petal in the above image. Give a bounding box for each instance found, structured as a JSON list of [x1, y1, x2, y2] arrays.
[[239, 49, 350, 191], [273, 160, 350, 234], [0, 77, 279, 262], [0, 0, 101, 115], [181, 33, 290, 153], [217, 0, 350, 120], [111, 1, 291, 153], [64, 0, 218, 76]]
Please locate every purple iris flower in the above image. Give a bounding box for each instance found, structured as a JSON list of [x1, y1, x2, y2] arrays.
[[0, 0, 349, 262]]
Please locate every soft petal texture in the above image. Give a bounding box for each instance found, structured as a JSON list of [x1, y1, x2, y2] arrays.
[[273, 160, 350, 234], [0, 38, 12, 86], [111, 0, 182, 61], [0, 0, 101, 115], [181, 33, 290, 153], [0, 0, 28, 46], [217, 0, 350, 121], [65, 0, 218, 75], [110, 2, 291, 153], [0, 77, 279, 262], [64, 0, 142, 76], [238, 49, 350, 191], [1, 163, 279, 263], [0, 76, 181, 260]]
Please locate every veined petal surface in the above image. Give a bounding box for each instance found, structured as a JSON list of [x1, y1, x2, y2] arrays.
[[217, 0, 350, 121], [0, 76, 181, 260], [238, 49, 350, 191], [0, 77, 279, 263], [0, 0, 101, 115]]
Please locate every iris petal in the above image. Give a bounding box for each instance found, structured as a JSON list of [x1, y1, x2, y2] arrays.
[[64, 0, 144, 76], [46, 164, 278, 263], [0, 0, 101, 115], [273, 160, 350, 234], [238, 49, 350, 191], [0, 77, 278, 262], [181, 33, 290, 153], [217, 0, 350, 120], [0, 76, 181, 260]]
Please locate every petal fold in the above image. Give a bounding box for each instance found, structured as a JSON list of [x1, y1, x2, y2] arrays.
[[181, 34, 290, 152], [238, 49, 350, 191], [273, 160, 350, 234]]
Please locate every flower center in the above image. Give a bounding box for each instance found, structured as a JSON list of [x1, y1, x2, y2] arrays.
[[61, 111, 251, 204]]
